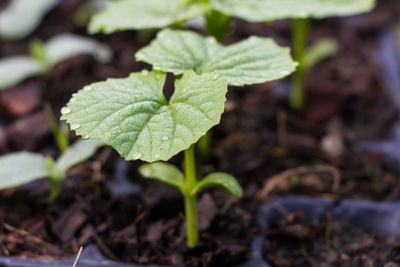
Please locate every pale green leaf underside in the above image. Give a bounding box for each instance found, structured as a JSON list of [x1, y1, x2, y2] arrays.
[[139, 162, 185, 192], [0, 56, 43, 90], [44, 34, 112, 65], [136, 29, 297, 86], [88, 0, 211, 34], [56, 139, 104, 175], [304, 38, 339, 70], [191, 172, 243, 197], [0, 0, 60, 40], [61, 70, 227, 162], [211, 0, 376, 22], [0, 152, 50, 189]]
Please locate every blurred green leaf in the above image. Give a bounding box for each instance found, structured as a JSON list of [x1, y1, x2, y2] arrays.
[[0, 56, 42, 90], [304, 38, 339, 70], [89, 0, 211, 34], [0, 152, 50, 189], [211, 0, 376, 22], [0, 0, 60, 40], [56, 139, 104, 176]]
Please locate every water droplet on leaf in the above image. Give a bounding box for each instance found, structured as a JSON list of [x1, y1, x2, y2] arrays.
[[132, 152, 143, 160], [161, 135, 169, 141], [211, 73, 220, 80], [71, 123, 80, 130], [61, 107, 71, 115], [141, 69, 149, 76]]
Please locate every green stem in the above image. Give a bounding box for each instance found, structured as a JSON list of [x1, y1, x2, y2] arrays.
[[198, 130, 212, 160], [45, 157, 63, 202], [184, 145, 199, 247], [44, 103, 69, 152], [291, 18, 310, 110]]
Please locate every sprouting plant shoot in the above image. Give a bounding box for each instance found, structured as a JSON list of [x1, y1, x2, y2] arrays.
[[210, 0, 376, 109], [61, 70, 242, 247], [0, 139, 103, 201]]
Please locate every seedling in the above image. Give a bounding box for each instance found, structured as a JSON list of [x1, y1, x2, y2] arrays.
[[0, 139, 103, 200], [0, 33, 112, 90], [210, 0, 376, 109], [61, 70, 244, 247], [0, 0, 60, 40]]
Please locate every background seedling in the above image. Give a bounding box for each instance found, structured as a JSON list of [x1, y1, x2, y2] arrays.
[[0, 0, 60, 40], [90, 0, 375, 110], [0, 33, 112, 90], [0, 139, 104, 200], [61, 70, 242, 247], [88, 0, 211, 34], [210, 0, 376, 109], [44, 103, 70, 152]]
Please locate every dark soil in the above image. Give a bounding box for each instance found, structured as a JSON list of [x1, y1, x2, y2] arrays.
[[263, 212, 400, 266], [0, 0, 400, 266]]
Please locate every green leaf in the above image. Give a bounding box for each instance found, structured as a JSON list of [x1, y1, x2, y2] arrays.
[[304, 38, 339, 70], [56, 139, 104, 176], [191, 172, 243, 197], [61, 70, 227, 162], [43, 33, 112, 66], [0, 56, 43, 90], [0, 0, 60, 40], [211, 0, 376, 22], [139, 162, 185, 193], [88, 0, 211, 34], [136, 29, 297, 86], [0, 152, 50, 189]]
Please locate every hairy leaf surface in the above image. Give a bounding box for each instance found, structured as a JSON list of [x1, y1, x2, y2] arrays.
[[89, 0, 211, 34], [211, 0, 376, 22], [136, 29, 297, 86], [61, 70, 227, 162], [0, 152, 50, 189]]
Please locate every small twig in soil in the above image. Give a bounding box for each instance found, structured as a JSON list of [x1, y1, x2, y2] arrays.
[[257, 165, 341, 199], [72, 246, 83, 267], [3, 223, 55, 248]]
